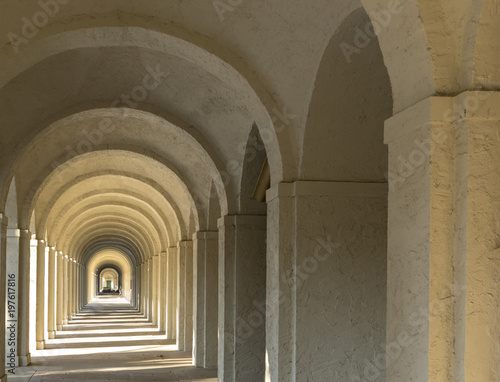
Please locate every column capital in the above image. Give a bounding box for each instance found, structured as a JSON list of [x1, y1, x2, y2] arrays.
[[7, 228, 21, 237], [217, 214, 266, 228], [384, 96, 453, 144], [177, 240, 192, 249], [267, 181, 386, 203], [385, 91, 500, 145], [192, 231, 218, 240]]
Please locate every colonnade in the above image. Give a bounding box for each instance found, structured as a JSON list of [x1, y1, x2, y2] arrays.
[[0, 93, 499, 382]]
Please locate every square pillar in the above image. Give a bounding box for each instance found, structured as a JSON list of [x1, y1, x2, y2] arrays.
[[148, 258, 153, 322], [184, 241, 194, 352], [266, 180, 388, 381], [218, 215, 267, 382], [18, 230, 30, 366], [6, 228, 20, 368], [192, 232, 206, 366], [177, 240, 193, 351], [141, 263, 146, 315], [62, 256, 69, 325], [266, 184, 295, 382], [70, 260, 76, 317], [192, 231, 219, 368], [152, 255, 160, 327], [204, 232, 219, 368], [47, 247, 56, 339], [384, 96, 457, 381], [56, 252, 64, 331], [167, 246, 178, 339], [159, 251, 167, 332], [455, 92, 500, 380], [381, 94, 500, 380], [35, 240, 46, 350]]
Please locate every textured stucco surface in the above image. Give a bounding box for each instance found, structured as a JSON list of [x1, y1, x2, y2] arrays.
[[1, 2, 500, 382]]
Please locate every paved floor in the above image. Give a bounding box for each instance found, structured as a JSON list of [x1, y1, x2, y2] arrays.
[[8, 297, 217, 382]]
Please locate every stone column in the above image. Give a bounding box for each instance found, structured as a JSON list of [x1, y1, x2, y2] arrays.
[[35, 240, 46, 350], [385, 92, 500, 381], [193, 231, 219, 368], [62, 256, 69, 325], [56, 252, 64, 331], [71, 260, 76, 317], [459, 91, 500, 380], [0, 214, 8, 382], [383, 96, 455, 381], [67, 260, 72, 320], [204, 232, 218, 368], [28, 239, 37, 353], [74, 262, 78, 315], [177, 240, 193, 351], [152, 254, 160, 327], [143, 263, 148, 316], [79, 264, 84, 310], [218, 215, 267, 382], [176, 243, 186, 350], [148, 258, 153, 322], [193, 232, 206, 366], [139, 264, 143, 314], [47, 247, 56, 339], [76, 263, 80, 313], [159, 251, 167, 332], [167, 246, 177, 340], [6, 228, 20, 367], [18, 230, 30, 366], [266, 180, 388, 382]]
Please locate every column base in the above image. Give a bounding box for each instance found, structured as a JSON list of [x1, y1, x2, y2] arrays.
[[57, 324, 63, 331], [48, 330, 56, 339], [62, 319, 68, 325], [36, 340, 45, 350], [19, 353, 31, 366]]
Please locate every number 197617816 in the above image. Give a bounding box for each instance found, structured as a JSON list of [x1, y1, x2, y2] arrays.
[[7, 274, 16, 318]]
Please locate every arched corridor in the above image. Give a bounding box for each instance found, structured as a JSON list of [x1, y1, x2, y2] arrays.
[[1, 1, 500, 381]]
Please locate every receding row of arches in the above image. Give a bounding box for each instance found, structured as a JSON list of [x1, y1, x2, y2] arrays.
[[0, 1, 499, 381]]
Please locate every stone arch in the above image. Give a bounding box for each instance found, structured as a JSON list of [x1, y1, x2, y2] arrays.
[[359, 0, 435, 111], [0, 26, 286, 213], [99, 268, 120, 291], [87, 249, 135, 303], [296, 7, 392, 381], [5, 177, 18, 229], [239, 124, 267, 215]]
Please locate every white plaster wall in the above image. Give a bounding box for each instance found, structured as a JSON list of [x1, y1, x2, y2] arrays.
[[294, 189, 387, 381]]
